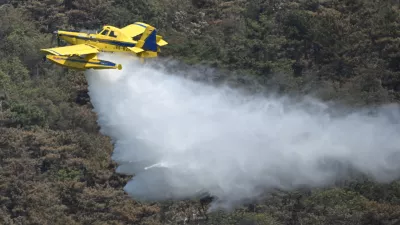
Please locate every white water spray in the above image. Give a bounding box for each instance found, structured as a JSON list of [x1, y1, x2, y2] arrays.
[[85, 53, 400, 209]]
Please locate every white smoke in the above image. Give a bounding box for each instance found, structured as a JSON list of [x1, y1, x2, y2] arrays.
[[85, 53, 400, 210]]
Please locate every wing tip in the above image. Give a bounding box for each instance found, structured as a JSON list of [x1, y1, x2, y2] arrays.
[[40, 48, 59, 55]]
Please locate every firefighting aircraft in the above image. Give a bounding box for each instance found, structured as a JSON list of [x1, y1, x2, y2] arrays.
[[40, 22, 168, 70]]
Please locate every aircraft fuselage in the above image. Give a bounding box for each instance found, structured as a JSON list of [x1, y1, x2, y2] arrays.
[[57, 31, 135, 53], [40, 22, 167, 71]]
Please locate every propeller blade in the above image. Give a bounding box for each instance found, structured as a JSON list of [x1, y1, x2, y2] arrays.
[[51, 33, 56, 44], [50, 30, 60, 46]]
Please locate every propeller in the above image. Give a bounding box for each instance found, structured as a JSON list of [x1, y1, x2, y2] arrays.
[[51, 31, 61, 46]]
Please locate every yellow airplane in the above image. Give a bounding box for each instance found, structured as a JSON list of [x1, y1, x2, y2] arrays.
[[40, 22, 168, 70]]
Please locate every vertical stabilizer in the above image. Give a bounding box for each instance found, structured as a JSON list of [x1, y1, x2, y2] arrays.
[[135, 25, 157, 52]]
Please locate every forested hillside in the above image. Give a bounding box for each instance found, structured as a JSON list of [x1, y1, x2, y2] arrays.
[[1, 0, 400, 224]]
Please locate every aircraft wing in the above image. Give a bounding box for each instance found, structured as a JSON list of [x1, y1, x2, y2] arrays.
[[40, 44, 99, 56]]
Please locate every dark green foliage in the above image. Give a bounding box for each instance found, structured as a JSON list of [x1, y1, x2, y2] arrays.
[[10, 103, 46, 127]]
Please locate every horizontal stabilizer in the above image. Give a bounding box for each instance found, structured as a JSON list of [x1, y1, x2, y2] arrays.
[[128, 47, 144, 53], [156, 35, 168, 46], [157, 39, 168, 46]]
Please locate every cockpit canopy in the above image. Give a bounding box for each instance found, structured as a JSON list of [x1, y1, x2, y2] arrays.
[[98, 28, 118, 38], [96, 23, 151, 42]]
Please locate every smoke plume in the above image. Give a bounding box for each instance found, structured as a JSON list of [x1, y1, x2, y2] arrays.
[[85, 53, 400, 210]]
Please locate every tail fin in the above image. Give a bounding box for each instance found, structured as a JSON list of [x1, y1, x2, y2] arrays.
[[128, 25, 166, 57], [135, 25, 157, 52]]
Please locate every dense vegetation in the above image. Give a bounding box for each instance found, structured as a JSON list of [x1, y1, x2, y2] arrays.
[[1, 0, 400, 224]]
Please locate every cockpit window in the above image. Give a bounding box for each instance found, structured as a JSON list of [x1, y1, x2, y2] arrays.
[[100, 29, 109, 35], [109, 31, 117, 38]]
